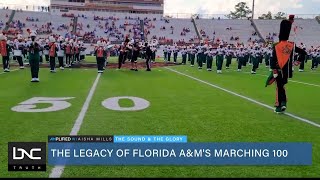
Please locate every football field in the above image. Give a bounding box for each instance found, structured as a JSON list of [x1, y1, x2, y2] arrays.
[[0, 58, 320, 178]]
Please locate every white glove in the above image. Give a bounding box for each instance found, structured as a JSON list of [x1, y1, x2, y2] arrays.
[[273, 73, 278, 78]]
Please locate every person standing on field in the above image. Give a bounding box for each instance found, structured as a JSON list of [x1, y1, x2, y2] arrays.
[[48, 36, 58, 73], [0, 34, 11, 72], [28, 31, 41, 82], [94, 40, 106, 73]]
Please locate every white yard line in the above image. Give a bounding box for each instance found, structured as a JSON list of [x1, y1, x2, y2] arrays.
[[49, 73, 102, 178], [288, 80, 320, 87], [235, 70, 320, 88], [166, 67, 320, 128]]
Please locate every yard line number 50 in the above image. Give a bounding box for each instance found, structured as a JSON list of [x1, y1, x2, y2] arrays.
[[11, 97, 150, 113]]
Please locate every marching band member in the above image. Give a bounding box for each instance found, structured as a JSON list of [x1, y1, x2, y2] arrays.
[[94, 40, 106, 73], [103, 41, 108, 67], [251, 44, 260, 74], [139, 43, 145, 61], [65, 38, 72, 67], [43, 39, 50, 63], [38, 39, 44, 64], [264, 44, 272, 69], [74, 40, 80, 63], [167, 46, 172, 62], [298, 43, 307, 72], [130, 40, 139, 71], [236, 46, 245, 72], [57, 36, 65, 70], [145, 42, 153, 71], [79, 41, 86, 61], [225, 45, 233, 69], [48, 36, 58, 73], [266, 15, 307, 113], [13, 34, 25, 69], [23, 38, 29, 64], [28, 31, 41, 82], [163, 45, 168, 62], [205, 45, 214, 71], [311, 48, 319, 70], [118, 42, 127, 70], [187, 46, 191, 62], [181, 46, 187, 65], [243, 46, 249, 67], [258, 44, 264, 64], [151, 45, 157, 63], [216, 43, 225, 74], [0, 34, 11, 72], [126, 40, 133, 65], [248, 45, 254, 66], [190, 45, 196, 67], [317, 48, 320, 69], [196, 42, 205, 69], [103, 40, 110, 70], [173, 45, 179, 64], [69, 39, 75, 66]]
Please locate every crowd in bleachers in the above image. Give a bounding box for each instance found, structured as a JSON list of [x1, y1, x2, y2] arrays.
[[35, 23, 53, 35], [2, 9, 320, 49], [265, 32, 278, 42], [0, 9, 262, 47], [26, 17, 39, 22], [62, 13, 75, 18]]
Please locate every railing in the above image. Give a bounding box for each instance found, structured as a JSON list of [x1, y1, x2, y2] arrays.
[[3, 10, 15, 32], [163, 13, 320, 20], [0, 3, 319, 20], [0, 3, 49, 12], [191, 18, 201, 41], [249, 19, 265, 43]]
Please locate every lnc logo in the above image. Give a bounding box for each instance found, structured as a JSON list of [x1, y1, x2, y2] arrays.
[[12, 147, 42, 160], [8, 142, 46, 171]]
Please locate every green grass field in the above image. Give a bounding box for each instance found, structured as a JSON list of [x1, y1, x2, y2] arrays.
[[0, 57, 320, 178]]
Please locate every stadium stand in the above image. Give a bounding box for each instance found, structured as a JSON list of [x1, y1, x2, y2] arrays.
[[254, 19, 320, 47], [2, 7, 320, 49], [194, 19, 262, 45], [6, 10, 72, 38], [0, 9, 13, 31], [147, 17, 199, 45]]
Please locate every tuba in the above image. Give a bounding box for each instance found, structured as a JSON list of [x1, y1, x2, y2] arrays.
[[148, 39, 158, 47], [138, 41, 145, 48]]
